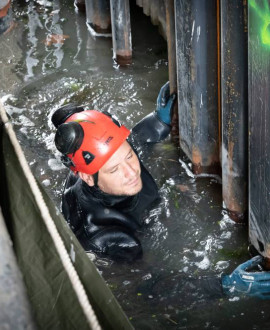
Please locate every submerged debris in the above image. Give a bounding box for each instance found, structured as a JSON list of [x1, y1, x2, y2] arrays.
[[43, 34, 69, 46]]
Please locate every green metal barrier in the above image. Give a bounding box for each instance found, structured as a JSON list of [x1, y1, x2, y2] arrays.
[[249, 0, 270, 261]]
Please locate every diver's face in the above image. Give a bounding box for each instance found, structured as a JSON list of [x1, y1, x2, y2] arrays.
[[98, 141, 142, 196]]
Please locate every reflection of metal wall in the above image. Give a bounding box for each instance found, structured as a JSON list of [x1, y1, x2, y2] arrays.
[[175, 0, 219, 174], [221, 0, 248, 222], [249, 0, 270, 259]]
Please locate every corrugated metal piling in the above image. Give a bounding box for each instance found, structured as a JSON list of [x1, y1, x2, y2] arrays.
[[248, 0, 270, 263], [85, 0, 111, 35], [165, 0, 178, 139], [110, 0, 132, 65], [82, 1, 270, 253], [220, 0, 248, 222], [0, 0, 12, 35], [175, 0, 220, 175]]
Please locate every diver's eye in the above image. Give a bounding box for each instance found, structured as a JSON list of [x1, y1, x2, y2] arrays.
[[127, 151, 133, 159], [110, 166, 118, 174]]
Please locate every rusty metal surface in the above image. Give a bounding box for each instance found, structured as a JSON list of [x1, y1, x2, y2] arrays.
[[175, 0, 220, 174], [165, 0, 178, 141], [249, 0, 270, 259], [85, 0, 111, 34], [136, 0, 166, 40], [110, 0, 132, 65], [220, 0, 248, 222]]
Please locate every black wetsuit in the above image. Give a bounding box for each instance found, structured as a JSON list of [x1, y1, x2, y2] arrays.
[[62, 113, 171, 261], [61, 111, 225, 296]]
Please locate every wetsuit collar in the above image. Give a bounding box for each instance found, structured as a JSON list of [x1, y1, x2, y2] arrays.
[[81, 179, 140, 211]]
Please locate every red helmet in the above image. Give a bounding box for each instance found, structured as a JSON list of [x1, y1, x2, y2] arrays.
[[55, 110, 130, 174]]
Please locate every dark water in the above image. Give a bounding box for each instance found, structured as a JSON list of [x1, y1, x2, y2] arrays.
[[1, 1, 270, 329]]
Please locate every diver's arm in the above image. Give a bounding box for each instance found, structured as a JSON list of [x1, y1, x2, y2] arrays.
[[131, 82, 176, 146], [194, 256, 270, 300], [80, 212, 142, 261], [85, 226, 142, 262], [221, 256, 270, 299]]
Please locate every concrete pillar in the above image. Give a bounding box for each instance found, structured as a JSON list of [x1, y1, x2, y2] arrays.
[[110, 0, 132, 65], [249, 0, 270, 264], [85, 0, 111, 35], [175, 0, 220, 174], [0, 0, 12, 35], [220, 0, 248, 222]]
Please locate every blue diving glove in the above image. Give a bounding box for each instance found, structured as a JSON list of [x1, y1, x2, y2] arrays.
[[156, 81, 176, 125], [221, 255, 270, 299]]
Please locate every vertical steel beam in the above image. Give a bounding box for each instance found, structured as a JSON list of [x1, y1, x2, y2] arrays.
[[249, 0, 270, 262], [175, 0, 220, 174], [110, 0, 132, 65], [220, 0, 248, 222], [0, 0, 12, 35], [85, 0, 111, 35], [165, 0, 178, 140]]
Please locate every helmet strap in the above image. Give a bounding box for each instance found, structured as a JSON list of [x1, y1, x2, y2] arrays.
[[93, 172, 99, 187]]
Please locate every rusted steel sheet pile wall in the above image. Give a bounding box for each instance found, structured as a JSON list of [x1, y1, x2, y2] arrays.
[[248, 0, 270, 260], [175, 0, 220, 175], [220, 0, 248, 222], [127, 0, 270, 259], [136, 0, 167, 39], [85, 0, 111, 34], [144, 0, 248, 222], [110, 0, 132, 64]]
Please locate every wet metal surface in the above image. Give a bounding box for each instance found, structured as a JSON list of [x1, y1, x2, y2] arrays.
[[1, 1, 270, 329], [175, 0, 220, 174], [249, 0, 270, 260], [220, 0, 248, 222]]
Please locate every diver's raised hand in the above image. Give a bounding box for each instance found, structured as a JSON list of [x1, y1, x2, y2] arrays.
[[156, 81, 176, 125]]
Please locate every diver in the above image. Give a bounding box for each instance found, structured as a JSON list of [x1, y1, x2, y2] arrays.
[[51, 82, 270, 299]]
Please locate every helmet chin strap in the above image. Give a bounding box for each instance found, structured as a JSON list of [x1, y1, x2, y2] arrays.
[[93, 171, 99, 187]]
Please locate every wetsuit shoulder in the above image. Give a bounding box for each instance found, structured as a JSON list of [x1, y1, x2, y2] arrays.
[[61, 172, 83, 234]]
